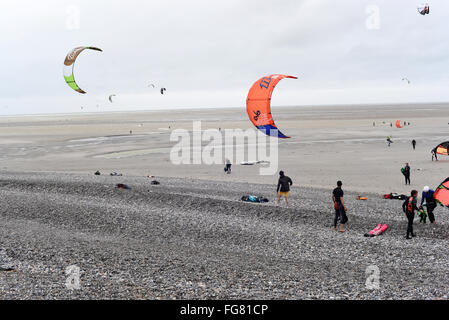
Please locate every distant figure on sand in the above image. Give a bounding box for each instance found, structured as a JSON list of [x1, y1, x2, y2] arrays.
[[277, 171, 292, 206], [387, 136, 393, 147], [412, 139, 416, 150], [421, 186, 437, 224], [402, 190, 418, 239], [332, 181, 348, 232], [401, 163, 411, 185], [431, 147, 438, 161], [224, 159, 232, 174]]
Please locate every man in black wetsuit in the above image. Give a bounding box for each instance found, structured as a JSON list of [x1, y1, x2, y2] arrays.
[[277, 171, 293, 207], [403, 163, 411, 185], [412, 140, 416, 150], [402, 190, 418, 239], [332, 181, 348, 232]]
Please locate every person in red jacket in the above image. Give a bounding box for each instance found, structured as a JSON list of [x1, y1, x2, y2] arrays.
[[402, 190, 418, 239]]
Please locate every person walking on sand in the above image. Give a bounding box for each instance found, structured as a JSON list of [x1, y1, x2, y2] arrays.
[[224, 158, 232, 174], [402, 190, 418, 239], [412, 139, 416, 150], [402, 163, 411, 185], [421, 186, 437, 224], [431, 147, 438, 161], [277, 171, 292, 207], [332, 181, 348, 232]]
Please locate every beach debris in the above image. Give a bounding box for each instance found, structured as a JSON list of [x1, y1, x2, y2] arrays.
[[241, 195, 269, 203], [151, 180, 160, 185], [94, 171, 101, 176], [364, 224, 388, 237], [434, 177, 449, 208], [110, 172, 122, 176], [247, 74, 298, 139], [116, 183, 131, 190], [63, 46, 103, 94], [356, 196, 368, 200], [240, 160, 271, 166], [383, 193, 407, 200], [417, 3, 430, 15]]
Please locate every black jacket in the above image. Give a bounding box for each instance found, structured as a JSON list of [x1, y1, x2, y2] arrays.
[[277, 176, 293, 192]]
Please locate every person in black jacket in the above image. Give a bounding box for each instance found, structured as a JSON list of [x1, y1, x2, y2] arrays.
[[402, 190, 418, 239], [277, 171, 293, 207], [332, 181, 348, 232], [403, 163, 411, 185]]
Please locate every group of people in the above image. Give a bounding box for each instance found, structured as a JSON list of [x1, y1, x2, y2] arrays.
[[275, 169, 439, 239], [276, 172, 348, 233], [402, 186, 438, 239]]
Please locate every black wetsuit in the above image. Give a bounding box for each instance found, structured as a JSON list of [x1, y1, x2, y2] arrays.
[[412, 140, 416, 150], [332, 187, 347, 227], [403, 197, 418, 238], [403, 165, 411, 185], [277, 176, 292, 193], [421, 190, 436, 223]]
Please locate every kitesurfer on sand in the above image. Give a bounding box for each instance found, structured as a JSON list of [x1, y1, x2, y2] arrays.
[[277, 171, 292, 207], [332, 181, 348, 232], [431, 148, 438, 161], [402, 163, 411, 185], [224, 159, 232, 174], [421, 186, 437, 224], [402, 190, 418, 239]]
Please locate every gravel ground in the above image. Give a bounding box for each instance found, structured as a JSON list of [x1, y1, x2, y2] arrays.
[[0, 172, 448, 299]]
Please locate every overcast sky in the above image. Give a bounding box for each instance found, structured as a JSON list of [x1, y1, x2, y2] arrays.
[[1, 0, 448, 114]]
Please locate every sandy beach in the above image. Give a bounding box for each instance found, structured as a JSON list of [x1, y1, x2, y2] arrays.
[[0, 103, 448, 299]]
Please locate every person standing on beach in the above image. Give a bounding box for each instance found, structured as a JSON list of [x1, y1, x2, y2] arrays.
[[402, 190, 418, 239], [402, 163, 411, 185], [224, 158, 232, 174], [412, 139, 416, 150], [332, 181, 348, 232], [277, 171, 292, 207], [431, 148, 438, 161], [421, 186, 437, 224]]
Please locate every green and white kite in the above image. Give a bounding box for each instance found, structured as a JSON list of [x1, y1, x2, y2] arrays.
[[63, 46, 102, 94]]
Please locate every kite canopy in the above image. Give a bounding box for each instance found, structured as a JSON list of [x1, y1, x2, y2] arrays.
[[402, 78, 411, 84], [108, 94, 116, 103], [246, 74, 298, 139], [396, 120, 403, 128], [160, 88, 166, 94], [417, 3, 430, 15], [435, 141, 449, 156], [434, 178, 449, 208], [63, 46, 103, 94]]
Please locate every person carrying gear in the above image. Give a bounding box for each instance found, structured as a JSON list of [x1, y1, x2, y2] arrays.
[[420, 186, 437, 224], [402, 190, 418, 239]]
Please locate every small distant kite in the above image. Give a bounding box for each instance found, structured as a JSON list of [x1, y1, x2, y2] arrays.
[[402, 78, 411, 84], [417, 3, 430, 15], [109, 94, 116, 103], [160, 88, 167, 95], [396, 120, 403, 128], [63, 46, 103, 94], [148, 84, 155, 88]]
